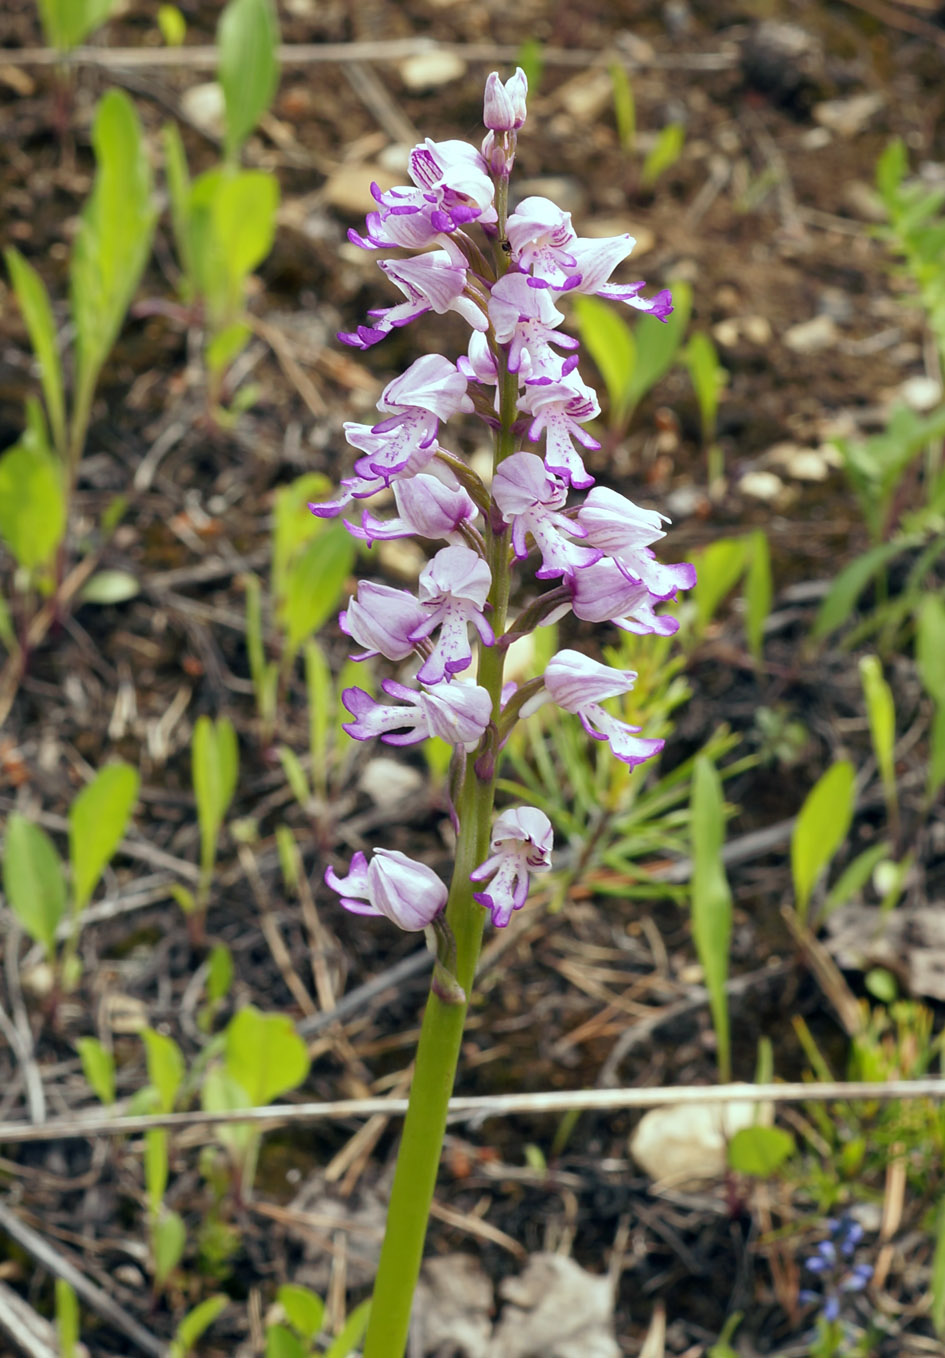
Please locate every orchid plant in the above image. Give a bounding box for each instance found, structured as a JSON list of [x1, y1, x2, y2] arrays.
[[314, 70, 694, 1356]]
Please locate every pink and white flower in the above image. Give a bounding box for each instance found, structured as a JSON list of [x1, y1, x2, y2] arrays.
[[541, 649, 664, 767], [343, 678, 492, 749], [470, 806, 553, 927], [492, 453, 600, 580], [412, 545, 495, 684], [339, 581, 427, 662], [325, 849, 447, 931]]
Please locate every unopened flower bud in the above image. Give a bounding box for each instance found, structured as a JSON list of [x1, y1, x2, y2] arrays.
[[483, 69, 528, 132]]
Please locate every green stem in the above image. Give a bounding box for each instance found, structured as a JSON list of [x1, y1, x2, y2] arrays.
[[361, 183, 519, 1358]]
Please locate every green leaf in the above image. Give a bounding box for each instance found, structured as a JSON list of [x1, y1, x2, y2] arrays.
[[77, 1036, 116, 1106], [572, 293, 636, 426], [692, 535, 748, 632], [684, 330, 725, 446], [142, 1027, 185, 1113], [690, 757, 732, 1081], [608, 63, 635, 152], [305, 639, 331, 793], [144, 1127, 169, 1212], [271, 473, 334, 602], [2, 813, 66, 956], [0, 434, 66, 574], [728, 1125, 794, 1177], [223, 1006, 310, 1106], [917, 594, 945, 707], [641, 122, 685, 187], [193, 715, 239, 879], [207, 943, 233, 1007], [811, 537, 912, 640], [745, 530, 772, 665], [0, 591, 14, 652], [68, 762, 139, 914], [278, 746, 311, 808], [865, 967, 898, 1002], [5, 247, 67, 455], [265, 1326, 307, 1358], [277, 1283, 325, 1341], [37, 0, 114, 52], [71, 90, 156, 415], [163, 122, 195, 296], [153, 1208, 186, 1288], [55, 1278, 79, 1358], [929, 702, 945, 803], [157, 4, 187, 45], [822, 840, 891, 918], [279, 522, 356, 660], [172, 1296, 228, 1358], [791, 761, 856, 921], [324, 1298, 371, 1358], [218, 0, 280, 161], [206, 319, 252, 375], [625, 278, 691, 415], [932, 1194, 945, 1337], [78, 569, 140, 605], [859, 655, 897, 811]]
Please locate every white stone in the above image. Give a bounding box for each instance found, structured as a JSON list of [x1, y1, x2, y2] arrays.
[[738, 470, 783, 502], [359, 758, 425, 810], [399, 50, 467, 91], [783, 314, 838, 354], [630, 1094, 765, 1185], [180, 82, 225, 139]]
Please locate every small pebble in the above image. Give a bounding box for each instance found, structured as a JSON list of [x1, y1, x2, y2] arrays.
[[784, 314, 838, 354], [399, 51, 467, 92]]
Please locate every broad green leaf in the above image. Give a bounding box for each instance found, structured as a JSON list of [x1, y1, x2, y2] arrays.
[[265, 1326, 306, 1358], [207, 943, 233, 1007], [69, 762, 139, 913], [193, 715, 239, 877], [745, 530, 772, 664], [77, 1036, 116, 1105], [791, 761, 856, 921], [153, 1208, 186, 1288], [690, 757, 732, 1081], [78, 569, 140, 605], [172, 1296, 228, 1358], [223, 1006, 310, 1106], [5, 247, 66, 455], [218, 0, 280, 161], [823, 840, 891, 918], [280, 522, 356, 659], [917, 594, 945, 706], [277, 1284, 324, 1341], [859, 656, 896, 811], [811, 537, 910, 640], [929, 703, 945, 803], [684, 330, 725, 445], [142, 1027, 185, 1113], [728, 1125, 794, 1177], [157, 4, 187, 45], [0, 592, 15, 651], [865, 967, 898, 1002], [572, 293, 636, 426], [55, 1278, 79, 1358], [272, 473, 334, 601], [206, 319, 252, 375], [0, 435, 66, 573], [163, 123, 194, 296], [693, 536, 748, 632], [324, 1298, 371, 1358], [608, 62, 635, 151], [641, 122, 685, 187], [624, 277, 692, 414], [278, 746, 310, 808], [71, 90, 156, 411], [932, 1194, 945, 1337], [2, 813, 66, 956], [214, 171, 279, 293], [305, 639, 331, 792], [144, 1128, 169, 1212], [37, 0, 114, 52]]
